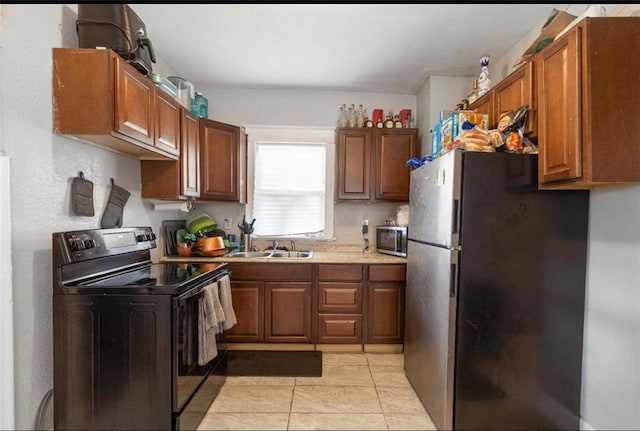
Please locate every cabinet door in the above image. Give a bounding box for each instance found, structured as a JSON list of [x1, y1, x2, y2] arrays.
[[114, 56, 155, 146], [536, 27, 582, 184], [493, 62, 535, 137], [226, 281, 264, 343], [154, 90, 180, 156], [181, 110, 200, 197], [374, 128, 417, 201], [366, 282, 404, 344], [265, 282, 312, 343], [199, 119, 246, 202], [141, 109, 200, 199], [336, 128, 372, 200]]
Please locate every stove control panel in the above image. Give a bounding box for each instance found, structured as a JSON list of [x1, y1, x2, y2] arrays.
[[53, 227, 157, 263]]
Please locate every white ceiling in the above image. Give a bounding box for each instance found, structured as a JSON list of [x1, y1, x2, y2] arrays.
[[130, 4, 630, 95]]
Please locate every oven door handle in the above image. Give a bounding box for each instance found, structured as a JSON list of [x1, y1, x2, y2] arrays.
[[176, 269, 230, 306], [177, 288, 205, 306]]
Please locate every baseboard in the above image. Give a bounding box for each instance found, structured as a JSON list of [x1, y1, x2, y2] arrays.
[[580, 418, 595, 431], [364, 344, 404, 353], [315, 344, 364, 352], [226, 343, 404, 353], [226, 343, 315, 351]]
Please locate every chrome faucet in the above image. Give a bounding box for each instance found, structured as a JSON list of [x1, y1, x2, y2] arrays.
[[290, 240, 296, 252]]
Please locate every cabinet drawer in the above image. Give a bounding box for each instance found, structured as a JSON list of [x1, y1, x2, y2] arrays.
[[227, 263, 312, 281], [368, 264, 406, 281], [318, 264, 364, 281], [316, 314, 362, 344], [318, 282, 363, 313]]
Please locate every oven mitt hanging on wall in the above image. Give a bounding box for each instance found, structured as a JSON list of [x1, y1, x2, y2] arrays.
[[71, 171, 95, 217], [100, 178, 131, 229]]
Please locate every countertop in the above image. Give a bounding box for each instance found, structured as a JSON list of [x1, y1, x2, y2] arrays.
[[159, 245, 406, 265]]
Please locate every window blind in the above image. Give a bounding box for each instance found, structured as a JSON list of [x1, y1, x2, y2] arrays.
[[253, 142, 326, 237]]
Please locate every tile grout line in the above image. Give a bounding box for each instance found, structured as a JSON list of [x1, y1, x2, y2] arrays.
[[367, 355, 392, 431]]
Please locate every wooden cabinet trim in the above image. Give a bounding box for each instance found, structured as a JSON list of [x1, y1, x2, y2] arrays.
[[228, 263, 312, 281], [368, 264, 406, 281], [318, 264, 364, 281]]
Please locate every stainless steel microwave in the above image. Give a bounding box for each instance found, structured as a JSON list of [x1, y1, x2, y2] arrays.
[[376, 225, 408, 257]]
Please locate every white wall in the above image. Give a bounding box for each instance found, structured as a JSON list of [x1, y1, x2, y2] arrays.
[[1, 5, 155, 428], [414, 75, 473, 157], [0, 157, 15, 430], [489, 5, 640, 430]]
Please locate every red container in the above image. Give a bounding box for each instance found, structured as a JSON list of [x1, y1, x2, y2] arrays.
[[372, 109, 383, 124], [400, 109, 412, 124]]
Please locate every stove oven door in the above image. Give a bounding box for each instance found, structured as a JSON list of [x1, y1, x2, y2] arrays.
[[173, 273, 228, 429]]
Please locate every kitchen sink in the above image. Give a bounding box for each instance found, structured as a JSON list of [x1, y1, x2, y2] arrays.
[[224, 250, 313, 259], [269, 251, 313, 259], [225, 251, 273, 258]]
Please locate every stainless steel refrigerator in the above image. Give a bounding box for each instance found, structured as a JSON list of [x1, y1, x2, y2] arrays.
[[404, 149, 589, 430]]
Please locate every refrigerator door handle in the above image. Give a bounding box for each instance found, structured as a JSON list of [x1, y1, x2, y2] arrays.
[[451, 199, 459, 235], [450, 262, 457, 298]]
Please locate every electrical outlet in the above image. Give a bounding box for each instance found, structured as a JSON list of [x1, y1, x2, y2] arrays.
[[224, 218, 232, 229]]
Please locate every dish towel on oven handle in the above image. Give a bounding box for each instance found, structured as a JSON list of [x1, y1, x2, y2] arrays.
[[218, 274, 237, 331], [198, 281, 221, 366]]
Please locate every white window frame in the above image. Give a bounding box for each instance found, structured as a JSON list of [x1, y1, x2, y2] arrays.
[[245, 125, 335, 241]]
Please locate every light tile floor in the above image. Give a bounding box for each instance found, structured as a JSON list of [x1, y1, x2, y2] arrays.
[[198, 352, 436, 431]]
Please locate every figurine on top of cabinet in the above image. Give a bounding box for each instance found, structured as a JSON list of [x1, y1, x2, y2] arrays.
[[477, 54, 491, 97]]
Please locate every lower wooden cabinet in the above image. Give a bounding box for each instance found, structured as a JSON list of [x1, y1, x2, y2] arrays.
[[225, 263, 312, 343], [226, 262, 405, 345], [366, 265, 405, 344], [316, 264, 365, 343]]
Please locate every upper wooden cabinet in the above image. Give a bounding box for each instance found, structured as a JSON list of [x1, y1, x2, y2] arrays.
[[468, 62, 535, 134], [493, 61, 535, 137], [336, 127, 418, 201], [141, 108, 200, 199], [468, 92, 493, 127], [199, 119, 247, 202], [336, 128, 372, 200], [536, 17, 640, 189], [52, 48, 178, 161]]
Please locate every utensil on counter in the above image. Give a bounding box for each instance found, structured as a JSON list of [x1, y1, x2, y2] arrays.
[[238, 214, 256, 234]]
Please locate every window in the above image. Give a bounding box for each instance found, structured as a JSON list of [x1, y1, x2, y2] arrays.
[[246, 126, 335, 240]]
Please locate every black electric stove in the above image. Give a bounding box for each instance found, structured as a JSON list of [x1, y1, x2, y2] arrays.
[[52, 227, 228, 430]]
